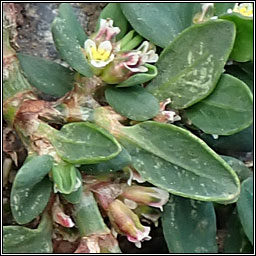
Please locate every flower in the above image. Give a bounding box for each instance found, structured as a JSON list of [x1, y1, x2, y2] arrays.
[[83, 19, 120, 69], [100, 41, 158, 84], [233, 3, 253, 17], [107, 199, 151, 248], [52, 196, 75, 228], [122, 185, 169, 211], [84, 39, 115, 68]]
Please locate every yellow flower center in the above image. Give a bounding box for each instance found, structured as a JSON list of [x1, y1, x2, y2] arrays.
[[91, 46, 111, 61], [234, 4, 253, 17]]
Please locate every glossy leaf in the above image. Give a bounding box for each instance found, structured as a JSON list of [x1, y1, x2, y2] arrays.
[[18, 53, 74, 98], [10, 155, 53, 224], [52, 163, 79, 194], [51, 17, 93, 77], [62, 169, 82, 204], [185, 74, 253, 135], [236, 177, 253, 244], [52, 122, 122, 164], [117, 64, 158, 88], [118, 121, 240, 202], [120, 3, 201, 48], [58, 3, 88, 47], [80, 147, 131, 174], [74, 190, 110, 236], [3, 213, 53, 253], [147, 20, 236, 109], [162, 195, 217, 253], [225, 64, 253, 92], [97, 3, 128, 40], [221, 155, 252, 182], [105, 85, 159, 121], [214, 3, 235, 16], [223, 208, 253, 253], [220, 13, 253, 62]]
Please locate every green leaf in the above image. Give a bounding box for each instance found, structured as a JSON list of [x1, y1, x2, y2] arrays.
[[117, 64, 158, 88], [214, 3, 235, 16], [3, 213, 53, 253], [10, 155, 53, 224], [52, 122, 122, 164], [97, 3, 128, 41], [58, 3, 88, 47], [18, 53, 74, 98], [199, 124, 253, 155], [61, 168, 82, 204], [220, 13, 253, 62], [80, 147, 131, 174], [185, 74, 253, 135], [105, 85, 159, 121], [146, 20, 236, 109], [52, 163, 79, 194], [162, 195, 217, 253], [120, 3, 201, 48], [221, 155, 252, 182], [118, 121, 240, 202], [51, 17, 93, 77], [223, 208, 253, 253], [74, 190, 110, 236], [236, 177, 253, 244], [225, 64, 253, 92]]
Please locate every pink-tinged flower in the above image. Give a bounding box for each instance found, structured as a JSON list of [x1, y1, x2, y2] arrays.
[[100, 41, 158, 84], [83, 19, 120, 69], [108, 199, 151, 248], [74, 236, 100, 253], [52, 196, 75, 228], [122, 185, 169, 211]]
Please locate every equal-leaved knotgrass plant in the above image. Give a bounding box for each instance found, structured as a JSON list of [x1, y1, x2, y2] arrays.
[[3, 3, 253, 253]]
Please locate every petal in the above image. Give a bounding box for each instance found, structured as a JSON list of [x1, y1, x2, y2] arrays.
[[99, 40, 113, 52], [91, 53, 114, 68], [124, 63, 141, 73], [136, 41, 149, 53], [146, 50, 159, 63], [100, 19, 107, 29]]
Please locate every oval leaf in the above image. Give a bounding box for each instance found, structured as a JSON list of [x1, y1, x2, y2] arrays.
[[117, 64, 158, 88], [162, 195, 217, 253], [18, 53, 74, 98], [3, 213, 53, 253], [52, 163, 79, 194], [52, 122, 122, 164], [223, 208, 253, 253], [105, 85, 159, 121], [118, 121, 240, 202], [146, 20, 236, 109], [220, 13, 253, 62], [221, 155, 252, 182], [80, 147, 131, 175], [51, 17, 93, 77], [10, 155, 53, 224], [61, 168, 82, 204], [185, 74, 253, 135], [97, 3, 128, 41], [120, 3, 201, 48], [58, 3, 88, 47], [236, 177, 253, 244]]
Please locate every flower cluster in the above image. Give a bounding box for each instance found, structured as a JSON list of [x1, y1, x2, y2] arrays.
[[88, 177, 169, 248], [82, 18, 159, 84]]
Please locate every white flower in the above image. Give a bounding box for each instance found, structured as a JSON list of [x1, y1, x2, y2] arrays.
[[95, 19, 121, 41], [123, 41, 159, 73], [233, 3, 253, 17], [84, 39, 115, 68]]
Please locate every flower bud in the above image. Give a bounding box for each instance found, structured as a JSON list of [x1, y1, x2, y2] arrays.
[[122, 185, 169, 211], [108, 199, 151, 247]]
